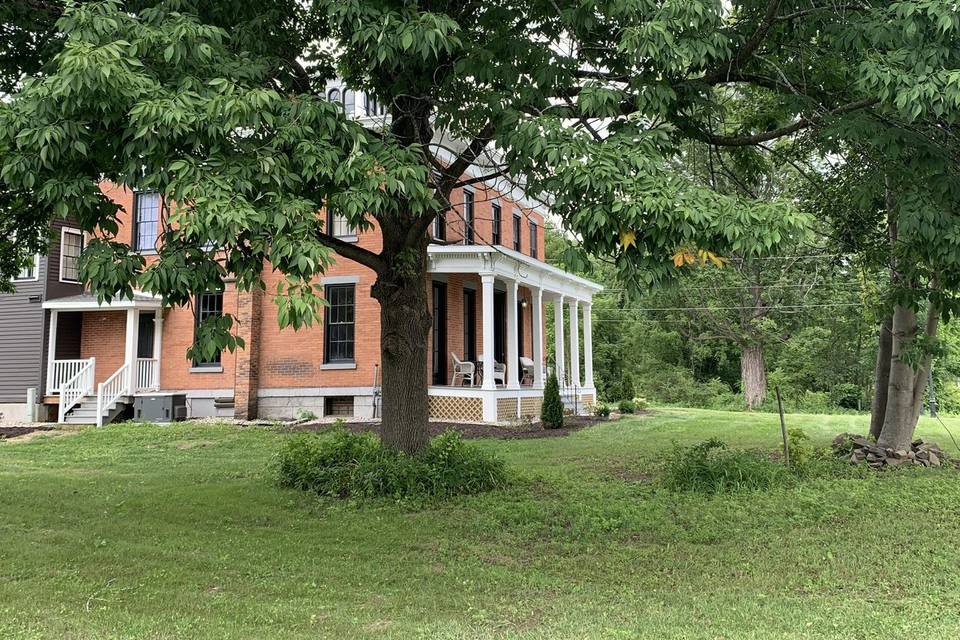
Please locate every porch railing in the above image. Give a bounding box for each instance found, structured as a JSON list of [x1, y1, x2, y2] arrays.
[[57, 357, 95, 423], [136, 358, 160, 392], [97, 363, 130, 428], [50, 359, 91, 393]]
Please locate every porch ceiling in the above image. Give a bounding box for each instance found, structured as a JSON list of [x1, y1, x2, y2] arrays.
[[427, 245, 603, 301], [42, 292, 163, 311]]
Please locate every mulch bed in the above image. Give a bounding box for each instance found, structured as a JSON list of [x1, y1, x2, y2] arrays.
[[291, 414, 614, 440], [0, 425, 55, 440]]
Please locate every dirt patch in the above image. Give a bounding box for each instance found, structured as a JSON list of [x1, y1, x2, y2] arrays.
[[169, 439, 219, 450], [288, 415, 612, 440], [1, 427, 78, 444], [0, 425, 56, 440]]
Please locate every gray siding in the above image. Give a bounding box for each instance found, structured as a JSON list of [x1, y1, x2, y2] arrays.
[[0, 218, 84, 401], [0, 259, 46, 402]]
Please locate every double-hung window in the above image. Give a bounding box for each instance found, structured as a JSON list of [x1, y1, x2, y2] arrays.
[[193, 291, 224, 367], [492, 204, 502, 245], [326, 211, 357, 240], [60, 228, 84, 283], [463, 190, 475, 244], [133, 191, 161, 252], [324, 284, 356, 363], [529, 220, 538, 259], [512, 213, 522, 252]]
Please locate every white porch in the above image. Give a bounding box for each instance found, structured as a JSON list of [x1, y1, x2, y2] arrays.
[[427, 245, 602, 422], [43, 293, 164, 425]]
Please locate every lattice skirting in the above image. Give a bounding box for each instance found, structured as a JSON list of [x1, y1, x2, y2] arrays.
[[519, 396, 542, 419], [429, 395, 483, 422], [496, 398, 516, 421], [581, 394, 594, 405]]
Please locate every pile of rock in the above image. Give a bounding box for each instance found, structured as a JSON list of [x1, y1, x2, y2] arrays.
[[833, 433, 953, 469]]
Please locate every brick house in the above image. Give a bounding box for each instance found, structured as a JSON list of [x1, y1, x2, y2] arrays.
[[5, 86, 602, 425]]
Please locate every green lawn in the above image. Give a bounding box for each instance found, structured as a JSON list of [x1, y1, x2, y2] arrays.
[[2, 409, 960, 639]]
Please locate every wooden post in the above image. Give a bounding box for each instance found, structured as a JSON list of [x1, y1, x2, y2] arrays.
[[776, 385, 789, 467]]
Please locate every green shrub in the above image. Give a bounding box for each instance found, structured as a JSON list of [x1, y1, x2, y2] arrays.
[[296, 408, 318, 421], [276, 427, 508, 499], [593, 402, 611, 417], [632, 396, 649, 410], [662, 439, 794, 494], [786, 427, 815, 467], [618, 399, 637, 414], [541, 373, 564, 429]]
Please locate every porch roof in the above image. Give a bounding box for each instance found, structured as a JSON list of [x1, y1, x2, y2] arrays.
[[427, 245, 603, 301], [42, 292, 163, 311]]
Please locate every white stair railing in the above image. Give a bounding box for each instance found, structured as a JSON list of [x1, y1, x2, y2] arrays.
[[58, 357, 95, 423], [50, 359, 89, 393], [136, 358, 160, 392], [96, 363, 130, 428]]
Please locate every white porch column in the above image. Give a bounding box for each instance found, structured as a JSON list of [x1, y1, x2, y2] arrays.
[[532, 287, 544, 389], [568, 298, 581, 388], [152, 311, 163, 390], [124, 308, 138, 395], [583, 301, 594, 390], [553, 295, 565, 384], [505, 280, 520, 389], [480, 274, 496, 391], [46, 310, 59, 393]]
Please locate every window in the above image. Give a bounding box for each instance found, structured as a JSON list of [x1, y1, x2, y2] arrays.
[[364, 93, 387, 116], [512, 213, 522, 251], [60, 228, 84, 283], [325, 396, 354, 417], [13, 254, 38, 281], [324, 284, 355, 363], [463, 190, 475, 244], [133, 191, 161, 252], [433, 211, 446, 241], [327, 87, 341, 103], [492, 204, 501, 245], [326, 211, 357, 239], [193, 291, 223, 367], [529, 220, 538, 258]]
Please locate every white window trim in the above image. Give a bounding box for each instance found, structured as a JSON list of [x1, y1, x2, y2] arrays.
[[59, 227, 84, 284], [12, 254, 40, 282]]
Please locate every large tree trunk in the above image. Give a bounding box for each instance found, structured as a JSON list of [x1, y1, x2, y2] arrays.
[[371, 241, 432, 455], [741, 343, 767, 410], [877, 305, 939, 450], [869, 315, 893, 440]]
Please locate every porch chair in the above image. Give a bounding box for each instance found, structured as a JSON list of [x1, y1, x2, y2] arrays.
[[519, 357, 535, 385], [450, 352, 475, 387]]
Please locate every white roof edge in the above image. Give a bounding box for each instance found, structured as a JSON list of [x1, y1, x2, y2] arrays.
[[42, 292, 164, 310], [427, 244, 604, 294]]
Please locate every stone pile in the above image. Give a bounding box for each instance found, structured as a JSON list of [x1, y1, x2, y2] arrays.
[[832, 433, 953, 469]]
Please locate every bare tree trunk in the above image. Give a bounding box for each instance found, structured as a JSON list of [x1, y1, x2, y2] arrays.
[[869, 315, 893, 440], [908, 306, 940, 428], [741, 343, 767, 410], [878, 305, 919, 450], [371, 241, 432, 455]]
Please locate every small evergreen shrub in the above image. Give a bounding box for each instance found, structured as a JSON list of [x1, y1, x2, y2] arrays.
[[593, 402, 611, 417], [618, 372, 636, 401], [632, 397, 649, 410], [618, 399, 637, 414], [786, 427, 815, 467], [541, 373, 565, 429], [276, 428, 508, 499], [662, 439, 793, 494]]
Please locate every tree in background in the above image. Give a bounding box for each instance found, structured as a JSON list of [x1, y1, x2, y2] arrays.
[[3, 1, 960, 452]]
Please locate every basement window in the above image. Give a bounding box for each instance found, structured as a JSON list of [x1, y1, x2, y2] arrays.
[[324, 396, 354, 417]]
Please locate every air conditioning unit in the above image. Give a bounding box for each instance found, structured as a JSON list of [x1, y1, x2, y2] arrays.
[[134, 393, 187, 423]]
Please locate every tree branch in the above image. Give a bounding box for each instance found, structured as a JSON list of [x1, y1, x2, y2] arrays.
[[692, 97, 879, 147], [313, 229, 385, 273]]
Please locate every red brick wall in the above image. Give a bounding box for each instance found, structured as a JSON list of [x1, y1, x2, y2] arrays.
[[158, 287, 238, 391], [79, 311, 127, 385]]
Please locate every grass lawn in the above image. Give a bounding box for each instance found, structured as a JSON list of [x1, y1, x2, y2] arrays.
[[2, 409, 960, 639]]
